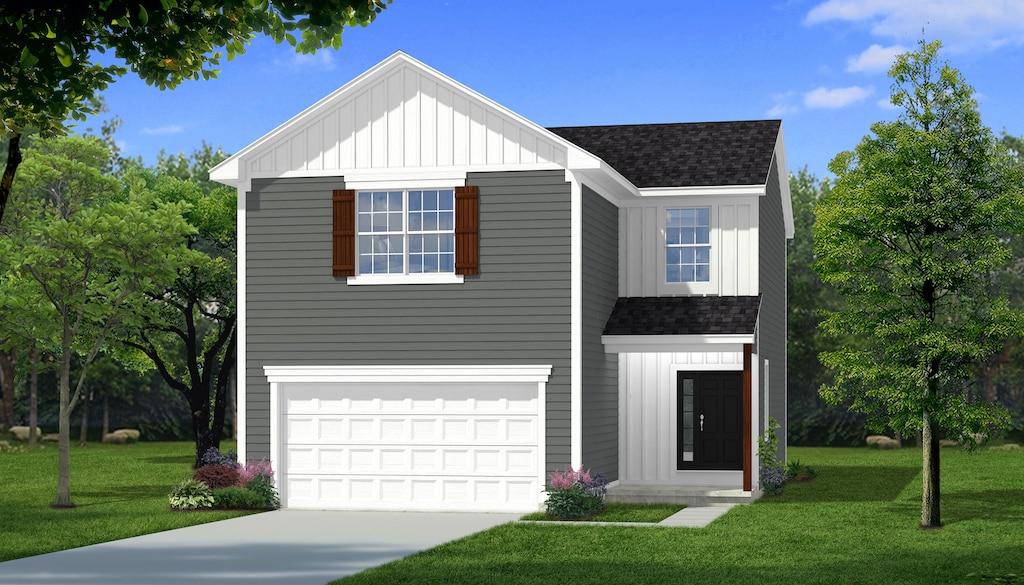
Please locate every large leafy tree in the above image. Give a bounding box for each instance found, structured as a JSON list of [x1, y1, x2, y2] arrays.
[[813, 40, 1024, 528], [0, 0, 390, 224], [0, 135, 196, 507], [115, 155, 237, 467]]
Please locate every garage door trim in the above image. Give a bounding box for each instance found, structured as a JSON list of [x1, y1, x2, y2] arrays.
[[264, 365, 552, 511]]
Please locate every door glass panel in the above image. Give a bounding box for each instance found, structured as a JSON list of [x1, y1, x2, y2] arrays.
[[682, 378, 694, 462]]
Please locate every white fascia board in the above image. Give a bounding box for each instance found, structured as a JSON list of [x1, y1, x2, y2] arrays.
[[263, 364, 554, 384], [602, 334, 754, 354], [774, 124, 795, 239], [638, 185, 766, 198]]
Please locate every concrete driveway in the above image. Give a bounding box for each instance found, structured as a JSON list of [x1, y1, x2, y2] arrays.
[[0, 510, 520, 585]]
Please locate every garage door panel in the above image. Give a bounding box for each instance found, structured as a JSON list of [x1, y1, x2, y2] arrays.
[[279, 378, 542, 512]]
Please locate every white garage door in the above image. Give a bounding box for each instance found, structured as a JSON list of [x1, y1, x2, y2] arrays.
[[264, 366, 551, 512]]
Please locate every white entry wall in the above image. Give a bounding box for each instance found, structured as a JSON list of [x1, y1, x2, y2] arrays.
[[618, 351, 759, 488], [264, 365, 551, 512]]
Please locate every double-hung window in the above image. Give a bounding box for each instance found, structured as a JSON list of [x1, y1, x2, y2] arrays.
[[357, 189, 456, 275], [665, 207, 711, 283]]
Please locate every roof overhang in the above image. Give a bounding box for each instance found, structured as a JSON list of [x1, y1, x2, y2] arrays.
[[602, 333, 755, 354]]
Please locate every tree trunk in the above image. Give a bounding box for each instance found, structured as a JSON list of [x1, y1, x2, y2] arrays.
[[78, 386, 90, 447], [229, 365, 237, 441], [0, 132, 22, 226], [102, 396, 109, 438], [52, 354, 75, 508], [0, 348, 16, 429], [921, 407, 942, 528], [28, 349, 38, 447]]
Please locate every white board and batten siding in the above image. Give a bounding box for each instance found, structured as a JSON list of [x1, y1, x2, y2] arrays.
[[265, 365, 551, 512], [230, 54, 570, 184], [618, 199, 759, 298], [618, 352, 760, 487]]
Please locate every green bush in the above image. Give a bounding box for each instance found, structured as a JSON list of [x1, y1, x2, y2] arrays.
[[168, 479, 214, 510], [244, 476, 280, 509], [211, 487, 266, 510], [545, 485, 604, 520]]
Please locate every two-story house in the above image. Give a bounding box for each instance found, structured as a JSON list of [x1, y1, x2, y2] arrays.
[[211, 51, 793, 512]]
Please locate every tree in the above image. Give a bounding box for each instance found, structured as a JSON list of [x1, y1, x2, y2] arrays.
[[0, 0, 391, 224], [813, 40, 1024, 528], [115, 161, 238, 467], [0, 135, 196, 507], [786, 168, 868, 446]]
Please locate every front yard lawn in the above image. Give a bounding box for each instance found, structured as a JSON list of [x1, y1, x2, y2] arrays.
[[0, 441, 254, 562], [520, 502, 685, 523], [333, 446, 1024, 585]]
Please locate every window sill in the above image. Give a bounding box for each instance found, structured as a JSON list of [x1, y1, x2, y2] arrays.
[[346, 273, 465, 286]]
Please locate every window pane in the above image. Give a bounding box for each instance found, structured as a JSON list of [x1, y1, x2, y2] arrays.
[[409, 235, 423, 253], [681, 247, 695, 264], [408, 191, 422, 211], [696, 227, 710, 244], [372, 191, 388, 211], [388, 255, 403, 274], [667, 208, 682, 227], [358, 193, 371, 212], [696, 246, 710, 264], [696, 207, 710, 225], [359, 255, 372, 274], [666, 228, 681, 246], [680, 208, 695, 224], [389, 191, 403, 210], [372, 256, 387, 273], [371, 214, 387, 232], [425, 235, 438, 253], [423, 212, 438, 231], [667, 265, 680, 282], [439, 189, 454, 210], [667, 247, 681, 265], [440, 234, 454, 253], [388, 212, 403, 231], [423, 254, 439, 272], [681, 227, 695, 244], [409, 254, 423, 273], [358, 214, 371, 233], [388, 235, 403, 253], [439, 212, 454, 231], [681, 266, 695, 282], [695, 265, 710, 282], [440, 254, 454, 273], [423, 190, 438, 210]]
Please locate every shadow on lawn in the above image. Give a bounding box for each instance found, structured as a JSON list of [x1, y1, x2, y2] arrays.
[[73, 485, 172, 505], [944, 489, 1024, 523], [766, 465, 920, 503]]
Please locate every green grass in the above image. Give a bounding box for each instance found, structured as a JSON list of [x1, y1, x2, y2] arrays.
[[332, 446, 1024, 585], [520, 502, 685, 523], [0, 441, 254, 562]]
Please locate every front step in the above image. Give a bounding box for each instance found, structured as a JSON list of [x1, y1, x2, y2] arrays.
[[606, 485, 758, 507]]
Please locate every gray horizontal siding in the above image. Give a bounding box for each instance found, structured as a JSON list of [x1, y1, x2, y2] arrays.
[[759, 158, 788, 462], [244, 170, 573, 471], [580, 185, 619, 481]]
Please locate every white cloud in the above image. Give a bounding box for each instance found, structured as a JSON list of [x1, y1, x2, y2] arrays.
[[806, 0, 1024, 53], [804, 86, 873, 108], [766, 91, 801, 118], [140, 125, 183, 136], [876, 96, 898, 110], [286, 50, 336, 71], [846, 43, 909, 73]]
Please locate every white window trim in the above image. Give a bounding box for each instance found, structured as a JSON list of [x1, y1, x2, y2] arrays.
[[350, 186, 463, 286], [657, 205, 719, 296]]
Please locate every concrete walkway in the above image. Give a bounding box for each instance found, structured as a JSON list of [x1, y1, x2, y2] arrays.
[[0, 510, 520, 585], [657, 504, 736, 527]]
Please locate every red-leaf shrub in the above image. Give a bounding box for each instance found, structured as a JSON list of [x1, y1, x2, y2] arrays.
[[192, 464, 240, 489]]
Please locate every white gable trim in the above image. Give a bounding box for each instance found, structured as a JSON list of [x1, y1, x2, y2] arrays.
[[210, 51, 634, 198]]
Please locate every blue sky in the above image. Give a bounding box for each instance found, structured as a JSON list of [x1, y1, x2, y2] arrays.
[[81, 0, 1024, 180]]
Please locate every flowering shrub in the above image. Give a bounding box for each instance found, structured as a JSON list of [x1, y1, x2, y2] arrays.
[[238, 457, 275, 486], [759, 464, 787, 496], [758, 417, 786, 495], [193, 464, 241, 489], [544, 467, 608, 520], [244, 476, 281, 509], [200, 447, 239, 468]]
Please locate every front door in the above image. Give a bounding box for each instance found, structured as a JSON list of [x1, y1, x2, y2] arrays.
[[677, 372, 743, 470]]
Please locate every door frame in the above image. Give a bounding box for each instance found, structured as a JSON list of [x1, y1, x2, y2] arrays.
[[676, 370, 743, 471]]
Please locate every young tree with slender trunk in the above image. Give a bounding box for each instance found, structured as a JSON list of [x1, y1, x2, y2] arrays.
[[813, 40, 1024, 528], [0, 136, 196, 507]]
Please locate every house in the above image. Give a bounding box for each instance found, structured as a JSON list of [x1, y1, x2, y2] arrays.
[[210, 51, 793, 512]]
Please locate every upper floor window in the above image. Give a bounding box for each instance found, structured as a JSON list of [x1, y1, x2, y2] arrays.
[[357, 189, 455, 275], [666, 207, 711, 282]]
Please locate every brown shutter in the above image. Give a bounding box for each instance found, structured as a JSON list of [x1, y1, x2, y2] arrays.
[[332, 189, 355, 277], [454, 185, 479, 275]]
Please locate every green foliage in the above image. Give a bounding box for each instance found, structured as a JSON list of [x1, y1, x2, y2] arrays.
[[210, 486, 266, 510], [543, 484, 605, 520], [813, 39, 1024, 442], [758, 417, 786, 495], [243, 476, 281, 510], [168, 478, 214, 510]]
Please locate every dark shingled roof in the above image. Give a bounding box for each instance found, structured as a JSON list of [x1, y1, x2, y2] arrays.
[[603, 296, 761, 336], [548, 120, 781, 188]]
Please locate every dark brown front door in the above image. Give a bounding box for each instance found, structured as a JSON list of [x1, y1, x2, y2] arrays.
[[677, 372, 743, 470]]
